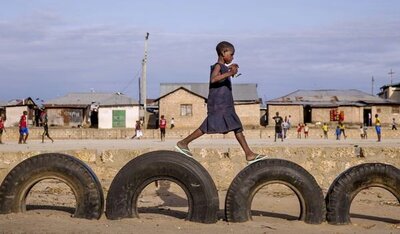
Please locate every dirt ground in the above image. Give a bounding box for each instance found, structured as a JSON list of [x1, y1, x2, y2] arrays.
[[0, 178, 399, 233]]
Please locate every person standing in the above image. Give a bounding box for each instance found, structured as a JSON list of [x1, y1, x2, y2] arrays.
[[303, 123, 309, 139], [335, 125, 341, 140], [0, 115, 5, 144], [375, 114, 381, 142], [40, 109, 54, 143], [282, 117, 289, 139], [273, 112, 283, 142], [170, 117, 175, 129], [159, 115, 167, 141], [297, 123, 303, 139], [339, 121, 346, 139], [322, 123, 329, 139], [363, 124, 368, 139], [18, 111, 29, 144], [392, 118, 397, 130]]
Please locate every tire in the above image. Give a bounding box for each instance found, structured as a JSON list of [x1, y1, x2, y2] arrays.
[[0, 153, 104, 220], [326, 163, 400, 225], [225, 159, 325, 224], [105, 150, 219, 224]]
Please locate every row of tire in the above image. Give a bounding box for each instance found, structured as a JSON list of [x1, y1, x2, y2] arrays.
[[0, 150, 398, 225]]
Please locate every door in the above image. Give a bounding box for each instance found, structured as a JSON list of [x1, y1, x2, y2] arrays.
[[304, 105, 312, 123], [112, 110, 126, 128], [363, 109, 372, 126]]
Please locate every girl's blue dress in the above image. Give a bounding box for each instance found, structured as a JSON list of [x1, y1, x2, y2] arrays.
[[199, 63, 243, 134]]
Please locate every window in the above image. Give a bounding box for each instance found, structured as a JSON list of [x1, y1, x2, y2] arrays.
[[180, 104, 192, 116], [392, 106, 400, 114]]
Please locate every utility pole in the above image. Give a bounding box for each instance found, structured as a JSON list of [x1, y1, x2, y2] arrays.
[[140, 32, 149, 126], [388, 69, 395, 85], [371, 76, 374, 95]]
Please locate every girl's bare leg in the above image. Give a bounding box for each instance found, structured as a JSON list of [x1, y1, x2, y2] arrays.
[[235, 131, 257, 161], [177, 128, 204, 150]]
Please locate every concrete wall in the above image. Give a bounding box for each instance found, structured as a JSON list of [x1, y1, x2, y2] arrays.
[[98, 106, 139, 129], [0, 146, 399, 192], [159, 89, 207, 129]]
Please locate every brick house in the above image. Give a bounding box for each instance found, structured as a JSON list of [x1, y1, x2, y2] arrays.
[[266, 89, 400, 126], [157, 83, 261, 129]]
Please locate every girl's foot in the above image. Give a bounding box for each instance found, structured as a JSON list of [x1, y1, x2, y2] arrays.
[[175, 141, 193, 157], [246, 154, 268, 165]]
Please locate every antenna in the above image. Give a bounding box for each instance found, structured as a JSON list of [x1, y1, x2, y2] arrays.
[[388, 69, 395, 85], [371, 76, 374, 95]]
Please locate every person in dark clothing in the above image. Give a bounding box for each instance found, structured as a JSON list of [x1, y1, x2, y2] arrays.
[[273, 112, 283, 142], [176, 41, 264, 164], [40, 109, 54, 143]]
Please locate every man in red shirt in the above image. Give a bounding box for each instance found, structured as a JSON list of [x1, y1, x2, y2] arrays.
[[19, 111, 29, 144], [159, 115, 167, 141]]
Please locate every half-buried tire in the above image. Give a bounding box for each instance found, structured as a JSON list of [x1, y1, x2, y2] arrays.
[[326, 163, 400, 225], [225, 159, 325, 224], [105, 150, 219, 223], [0, 153, 104, 219]]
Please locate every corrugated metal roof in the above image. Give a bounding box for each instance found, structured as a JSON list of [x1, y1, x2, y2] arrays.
[[160, 83, 259, 101], [45, 92, 138, 107], [267, 89, 397, 106]]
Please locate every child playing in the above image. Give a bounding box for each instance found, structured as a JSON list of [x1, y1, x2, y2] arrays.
[[0, 115, 5, 144], [322, 123, 328, 139], [303, 123, 309, 139], [297, 123, 303, 139], [159, 115, 167, 141], [18, 111, 29, 144], [335, 125, 341, 140], [131, 120, 143, 140], [175, 41, 263, 164]]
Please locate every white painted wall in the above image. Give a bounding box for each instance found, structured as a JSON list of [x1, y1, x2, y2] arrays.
[[98, 106, 139, 129], [4, 106, 28, 127]]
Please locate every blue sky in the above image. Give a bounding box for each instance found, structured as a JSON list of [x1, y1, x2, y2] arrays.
[[1, 0, 399, 102]]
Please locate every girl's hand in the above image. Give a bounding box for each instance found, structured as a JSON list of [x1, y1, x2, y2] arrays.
[[229, 64, 239, 75]]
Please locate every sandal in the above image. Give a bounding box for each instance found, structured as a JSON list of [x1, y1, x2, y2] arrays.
[[247, 154, 267, 165], [175, 145, 193, 158]]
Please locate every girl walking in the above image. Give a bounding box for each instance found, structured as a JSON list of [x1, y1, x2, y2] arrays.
[[176, 41, 263, 164]]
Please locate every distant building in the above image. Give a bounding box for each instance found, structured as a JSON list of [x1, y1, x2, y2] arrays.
[[44, 92, 139, 129], [3, 97, 40, 127], [266, 89, 400, 126], [157, 83, 261, 129], [0, 100, 6, 118], [377, 82, 400, 102]]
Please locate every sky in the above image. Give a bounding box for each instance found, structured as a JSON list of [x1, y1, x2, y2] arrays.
[[1, 0, 399, 103]]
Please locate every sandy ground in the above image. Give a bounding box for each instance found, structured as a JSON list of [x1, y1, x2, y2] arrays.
[[0, 137, 399, 152], [0, 138, 399, 233]]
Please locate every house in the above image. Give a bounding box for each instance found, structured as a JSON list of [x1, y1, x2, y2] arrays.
[[157, 83, 261, 129], [44, 92, 139, 129], [377, 82, 400, 102], [266, 89, 400, 126], [3, 97, 40, 127]]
